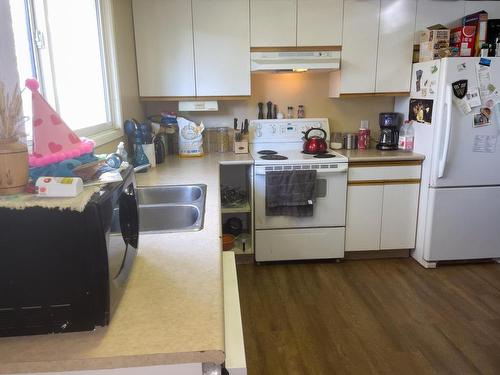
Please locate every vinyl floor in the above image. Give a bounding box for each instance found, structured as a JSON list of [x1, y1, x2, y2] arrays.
[[236, 258, 500, 375]]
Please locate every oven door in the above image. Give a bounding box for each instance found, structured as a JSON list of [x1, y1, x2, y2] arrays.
[[254, 163, 348, 229]]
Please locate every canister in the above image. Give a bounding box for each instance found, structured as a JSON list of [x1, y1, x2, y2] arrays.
[[343, 133, 358, 149]]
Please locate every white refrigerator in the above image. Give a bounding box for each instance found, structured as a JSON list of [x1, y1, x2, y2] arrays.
[[395, 57, 500, 268]]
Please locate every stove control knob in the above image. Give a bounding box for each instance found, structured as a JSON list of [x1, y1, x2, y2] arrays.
[[271, 125, 277, 134], [256, 129, 262, 137]]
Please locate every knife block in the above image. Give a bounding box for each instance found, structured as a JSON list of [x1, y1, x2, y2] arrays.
[[233, 135, 248, 154]]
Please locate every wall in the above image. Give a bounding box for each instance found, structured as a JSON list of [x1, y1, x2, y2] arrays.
[[95, 0, 145, 155], [0, 0, 19, 96], [112, 0, 144, 122], [144, 72, 395, 137]]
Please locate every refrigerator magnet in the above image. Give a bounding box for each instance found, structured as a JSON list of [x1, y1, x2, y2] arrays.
[[473, 110, 491, 127], [465, 87, 481, 108], [457, 62, 467, 72], [409, 98, 433, 125]]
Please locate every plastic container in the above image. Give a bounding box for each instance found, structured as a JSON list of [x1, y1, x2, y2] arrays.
[[398, 121, 415, 152], [216, 127, 230, 153]]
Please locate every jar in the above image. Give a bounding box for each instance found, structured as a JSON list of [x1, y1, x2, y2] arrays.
[[343, 133, 358, 150], [216, 127, 229, 153]]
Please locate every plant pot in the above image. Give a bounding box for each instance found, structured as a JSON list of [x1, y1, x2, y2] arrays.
[[0, 137, 29, 195]]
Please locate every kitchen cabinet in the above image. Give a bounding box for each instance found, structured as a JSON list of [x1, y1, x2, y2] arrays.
[[250, 0, 343, 47], [339, 0, 416, 94], [133, 0, 250, 98], [345, 162, 422, 252], [340, 0, 380, 93], [192, 0, 250, 96], [380, 183, 420, 250], [297, 0, 343, 46], [251, 0, 297, 47], [375, 0, 417, 93], [345, 185, 384, 251], [133, 0, 196, 97]]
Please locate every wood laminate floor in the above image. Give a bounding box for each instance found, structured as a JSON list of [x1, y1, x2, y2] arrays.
[[236, 258, 500, 375]]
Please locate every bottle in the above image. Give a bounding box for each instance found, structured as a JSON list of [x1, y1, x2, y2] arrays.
[[297, 105, 305, 118], [287, 106, 293, 119], [116, 141, 128, 161], [358, 120, 370, 150], [398, 121, 415, 152], [133, 129, 150, 167]]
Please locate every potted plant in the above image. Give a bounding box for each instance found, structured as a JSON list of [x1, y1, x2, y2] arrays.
[[0, 82, 28, 195]]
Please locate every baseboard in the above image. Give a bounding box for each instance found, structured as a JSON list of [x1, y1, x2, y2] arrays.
[[344, 249, 410, 260], [235, 253, 254, 264]]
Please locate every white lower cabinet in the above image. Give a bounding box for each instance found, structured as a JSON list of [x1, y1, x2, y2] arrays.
[[345, 163, 422, 252], [345, 185, 383, 251], [380, 183, 420, 250]]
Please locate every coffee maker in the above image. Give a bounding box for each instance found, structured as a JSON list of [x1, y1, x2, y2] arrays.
[[376, 112, 402, 150]]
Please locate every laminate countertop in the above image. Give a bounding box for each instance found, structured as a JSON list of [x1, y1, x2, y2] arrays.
[[336, 149, 425, 163], [0, 153, 254, 374]]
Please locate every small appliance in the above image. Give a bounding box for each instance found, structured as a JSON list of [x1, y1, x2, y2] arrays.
[[376, 112, 402, 150], [0, 167, 139, 337]]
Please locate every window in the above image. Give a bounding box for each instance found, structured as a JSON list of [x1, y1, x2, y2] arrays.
[[9, 0, 120, 138]]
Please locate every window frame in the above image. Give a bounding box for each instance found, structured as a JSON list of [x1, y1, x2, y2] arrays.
[[14, 0, 123, 145]]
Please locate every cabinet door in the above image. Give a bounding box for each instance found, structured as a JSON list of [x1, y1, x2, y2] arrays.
[[464, 1, 500, 19], [414, 0, 465, 43], [375, 0, 416, 93], [345, 185, 384, 251], [132, 0, 195, 97], [340, 0, 380, 94], [250, 0, 297, 47], [380, 183, 419, 250], [192, 0, 251, 96], [297, 0, 343, 46]]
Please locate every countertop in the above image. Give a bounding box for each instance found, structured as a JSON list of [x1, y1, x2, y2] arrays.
[[0, 153, 253, 374], [335, 149, 425, 162]]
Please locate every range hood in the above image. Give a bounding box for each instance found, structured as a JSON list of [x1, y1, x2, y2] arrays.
[[250, 51, 340, 72]]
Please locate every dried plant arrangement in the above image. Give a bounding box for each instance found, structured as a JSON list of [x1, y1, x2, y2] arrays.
[[0, 81, 29, 195], [0, 81, 24, 141]]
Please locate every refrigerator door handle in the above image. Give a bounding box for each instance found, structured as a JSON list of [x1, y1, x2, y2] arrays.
[[438, 85, 453, 178]]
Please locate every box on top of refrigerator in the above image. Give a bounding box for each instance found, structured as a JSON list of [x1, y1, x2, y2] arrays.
[[420, 24, 450, 62], [450, 26, 476, 56], [463, 10, 488, 56]]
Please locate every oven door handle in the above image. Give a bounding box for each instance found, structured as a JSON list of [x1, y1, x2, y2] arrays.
[[254, 164, 348, 175]]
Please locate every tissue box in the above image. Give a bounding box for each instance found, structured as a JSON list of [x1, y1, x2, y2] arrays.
[[420, 24, 450, 62]]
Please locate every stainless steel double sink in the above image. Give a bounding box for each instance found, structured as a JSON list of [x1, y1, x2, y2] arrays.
[[137, 184, 207, 233]]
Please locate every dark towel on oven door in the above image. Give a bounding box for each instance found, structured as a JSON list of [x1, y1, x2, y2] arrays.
[[265, 170, 317, 217]]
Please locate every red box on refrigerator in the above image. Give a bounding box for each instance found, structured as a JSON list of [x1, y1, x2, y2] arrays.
[[451, 26, 476, 56]]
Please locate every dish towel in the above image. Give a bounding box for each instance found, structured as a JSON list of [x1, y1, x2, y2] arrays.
[[266, 170, 317, 217]]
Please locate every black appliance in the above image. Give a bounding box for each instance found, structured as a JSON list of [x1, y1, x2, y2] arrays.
[[0, 167, 139, 337], [376, 112, 402, 151]]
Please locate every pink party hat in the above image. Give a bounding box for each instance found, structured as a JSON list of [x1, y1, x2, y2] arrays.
[[26, 79, 94, 167]]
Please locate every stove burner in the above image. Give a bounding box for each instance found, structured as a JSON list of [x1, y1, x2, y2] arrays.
[[302, 150, 327, 155], [258, 150, 278, 155], [314, 153, 336, 158], [260, 155, 288, 160]]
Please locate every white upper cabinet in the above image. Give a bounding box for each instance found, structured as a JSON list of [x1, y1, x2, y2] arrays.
[[376, 0, 416, 93], [193, 0, 251, 96], [464, 1, 500, 18], [251, 0, 297, 47], [133, 0, 195, 97], [297, 0, 343, 46], [414, 0, 465, 43], [341, 0, 380, 93]]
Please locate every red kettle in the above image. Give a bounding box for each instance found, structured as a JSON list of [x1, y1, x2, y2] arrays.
[[303, 127, 328, 154]]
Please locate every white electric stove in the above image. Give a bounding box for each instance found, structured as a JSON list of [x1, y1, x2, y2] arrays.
[[249, 119, 348, 262]]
